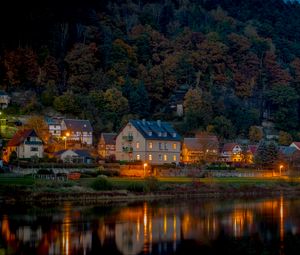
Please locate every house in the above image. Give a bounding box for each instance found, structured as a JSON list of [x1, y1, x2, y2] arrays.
[[0, 91, 11, 109], [3, 129, 43, 162], [181, 134, 219, 163], [54, 149, 93, 164], [46, 117, 62, 138], [290, 142, 300, 151], [115, 119, 181, 165], [61, 119, 93, 145], [220, 143, 243, 162], [98, 133, 117, 159]]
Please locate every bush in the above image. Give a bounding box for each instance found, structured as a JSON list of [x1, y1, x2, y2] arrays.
[[127, 182, 146, 193], [91, 177, 113, 191], [97, 170, 120, 177], [144, 176, 159, 192], [37, 169, 54, 175]]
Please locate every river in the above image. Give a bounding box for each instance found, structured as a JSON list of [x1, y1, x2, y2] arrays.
[[0, 196, 299, 254]]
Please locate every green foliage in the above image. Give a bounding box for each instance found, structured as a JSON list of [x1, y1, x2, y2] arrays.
[[278, 131, 293, 145], [255, 141, 279, 169], [126, 182, 146, 193], [144, 176, 159, 192], [90, 177, 113, 191], [249, 126, 263, 143]]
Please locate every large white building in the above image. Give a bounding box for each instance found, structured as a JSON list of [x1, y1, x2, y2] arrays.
[[116, 120, 181, 165]]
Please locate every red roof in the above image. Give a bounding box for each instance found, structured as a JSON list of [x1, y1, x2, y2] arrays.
[[7, 129, 36, 147], [292, 142, 300, 149], [222, 143, 239, 152], [248, 145, 258, 154]]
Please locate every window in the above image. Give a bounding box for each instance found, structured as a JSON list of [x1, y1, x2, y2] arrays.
[[163, 132, 167, 137], [149, 142, 153, 149], [136, 142, 140, 149], [159, 154, 162, 161], [172, 133, 176, 138], [158, 132, 162, 137], [163, 154, 167, 161], [31, 147, 38, 152], [149, 154, 152, 161], [173, 143, 177, 150], [148, 131, 152, 136], [173, 155, 177, 161], [136, 154, 140, 160], [159, 142, 162, 150], [164, 143, 167, 150]]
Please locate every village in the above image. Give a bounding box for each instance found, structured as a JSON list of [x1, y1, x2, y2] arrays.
[[1, 110, 299, 178]]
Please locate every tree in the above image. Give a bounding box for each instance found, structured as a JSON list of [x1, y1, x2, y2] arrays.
[[278, 131, 293, 146], [24, 115, 49, 144], [255, 141, 278, 169], [249, 126, 263, 143], [53, 91, 81, 114], [183, 87, 213, 131], [211, 116, 235, 140]]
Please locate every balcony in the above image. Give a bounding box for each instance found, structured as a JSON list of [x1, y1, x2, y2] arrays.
[[123, 146, 133, 153], [122, 135, 133, 141]]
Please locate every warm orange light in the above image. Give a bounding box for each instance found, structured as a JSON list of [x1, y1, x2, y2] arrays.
[[66, 132, 70, 137], [280, 165, 284, 169], [144, 163, 148, 167]]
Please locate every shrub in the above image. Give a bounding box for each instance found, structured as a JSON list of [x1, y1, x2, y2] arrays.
[[97, 170, 120, 177], [127, 182, 146, 193], [37, 169, 54, 175], [144, 176, 159, 192], [91, 177, 113, 191]]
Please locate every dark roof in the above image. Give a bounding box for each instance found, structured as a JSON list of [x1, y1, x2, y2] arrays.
[[63, 119, 93, 132], [222, 143, 240, 152], [54, 149, 92, 158], [46, 117, 62, 125], [0, 91, 9, 96], [184, 137, 219, 151], [279, 146, 297, 156], [7, 129, 38, 147], [291, 142, 300, 150], [129, 120, 181, 141], [248, 145, 258, 154], [101, 133, 117, 145]]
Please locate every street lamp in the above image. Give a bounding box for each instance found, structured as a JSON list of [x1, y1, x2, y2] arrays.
[[63, 136, 67, 149], [279, 165, 284, 176], [143, 163, 148, 177]]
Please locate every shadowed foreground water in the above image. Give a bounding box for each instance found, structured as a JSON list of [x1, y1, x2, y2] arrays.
[[1, 196, 300, 254]]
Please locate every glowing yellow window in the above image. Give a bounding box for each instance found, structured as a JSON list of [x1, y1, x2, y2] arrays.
[[149, 142, 153, 149], [173, 155, 177, 161], [136, 154, 140, 160], [136, 142, 140, 149], [173, 143, 177, 150], [149, 154, 152, 161], [163, 154, 167, 161]]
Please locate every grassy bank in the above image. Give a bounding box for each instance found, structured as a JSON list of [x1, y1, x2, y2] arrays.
[[1, 175, 300, 204]]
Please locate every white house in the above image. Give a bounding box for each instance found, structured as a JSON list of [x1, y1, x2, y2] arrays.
[[115, 120, 181, 165], [0, 91, 11, 109], [4, 129, 43, 162], [61, 119, 93, 145], [46, 117, 63, 138]]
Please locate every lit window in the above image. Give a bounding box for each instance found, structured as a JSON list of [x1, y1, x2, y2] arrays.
[[149, 142, 153, 149], [136, 142, 140, 149], [173, 155, 177, 161], [159, 154, 162, 161], [173, 143, 177, 150], [164, 154, 167, 161], [137, 154, 140, 160], [149, 154, 152, 161]]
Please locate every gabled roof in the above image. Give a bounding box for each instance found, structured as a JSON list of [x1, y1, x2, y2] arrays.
[[291, 142, 300, 150], [248, 145, 258, 154], [184, 136, 219, 151], [101, 133, 117, 145], [222, 143, 240, 152], [128, 120, 181, 141], [63, 119, 93, 132], [54, 149, 92, 158], [7, 129, 38, 147]]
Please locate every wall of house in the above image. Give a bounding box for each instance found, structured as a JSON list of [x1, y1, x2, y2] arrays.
[[116, 123, 181, 164], [17, 143, 43, 159], [49, 124, 61, 137]]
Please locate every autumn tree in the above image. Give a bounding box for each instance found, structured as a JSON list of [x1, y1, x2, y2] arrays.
[[249, 126, 263, 143], [278, 131, 293, 146], [24, 115, 49, 144]]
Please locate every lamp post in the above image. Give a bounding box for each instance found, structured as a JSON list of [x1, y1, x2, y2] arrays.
[[279, 164, 284, 176], [63, 132, 70, 149], [143, 163, 148, 177]]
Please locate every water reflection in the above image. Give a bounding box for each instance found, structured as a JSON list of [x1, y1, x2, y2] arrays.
[[0, 196, 300, 254]]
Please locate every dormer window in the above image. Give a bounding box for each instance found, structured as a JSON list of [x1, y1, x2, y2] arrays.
[[148, 131, 152, 136], [163, 132, 167, 137], [172, 133, 176, 138], [158, 132, 162, 137]]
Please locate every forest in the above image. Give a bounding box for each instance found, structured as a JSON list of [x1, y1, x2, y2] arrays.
[[1, 0, 300, 142]]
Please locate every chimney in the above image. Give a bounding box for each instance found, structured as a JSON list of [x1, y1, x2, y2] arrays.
[[157, 120, 161, 127]]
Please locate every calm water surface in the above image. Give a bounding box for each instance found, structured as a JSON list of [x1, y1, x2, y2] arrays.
[[0, 196, 300, 255]]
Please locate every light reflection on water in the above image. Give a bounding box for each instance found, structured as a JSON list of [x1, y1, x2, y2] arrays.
[[0, 196, 299, 254]]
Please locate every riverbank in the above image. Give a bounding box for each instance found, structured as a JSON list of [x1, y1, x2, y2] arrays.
[[2, 175, 300, 205]]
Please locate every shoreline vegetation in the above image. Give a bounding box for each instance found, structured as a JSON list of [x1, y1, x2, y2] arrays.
[[2, 176, 300, 205]]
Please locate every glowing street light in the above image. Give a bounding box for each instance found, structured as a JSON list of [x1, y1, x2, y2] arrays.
[[279, 164, 284, 176], [143, 163, 148, 177]]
